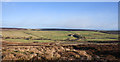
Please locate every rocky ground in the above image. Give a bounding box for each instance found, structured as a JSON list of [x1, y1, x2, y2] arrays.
[[1, 41, 120, 62]]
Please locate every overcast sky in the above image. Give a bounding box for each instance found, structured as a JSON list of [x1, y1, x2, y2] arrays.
[[2, 2, 118, 30]]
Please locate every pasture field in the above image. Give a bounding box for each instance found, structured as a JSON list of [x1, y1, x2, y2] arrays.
[[2, 29, 119, 43]]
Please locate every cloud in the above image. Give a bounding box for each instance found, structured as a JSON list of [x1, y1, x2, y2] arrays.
[[2, 0, 119, 2]]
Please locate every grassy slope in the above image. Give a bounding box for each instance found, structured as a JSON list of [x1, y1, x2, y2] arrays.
[[5, 39, 55, 43], [2, 30, 119, 42]]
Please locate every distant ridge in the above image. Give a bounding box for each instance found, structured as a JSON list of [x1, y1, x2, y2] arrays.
[[0, 28, 27, 30], [1, 28, 119, 34], [38, 28, 98, 31], [0, 27, 119, 31], [0, 27, 118, 31]]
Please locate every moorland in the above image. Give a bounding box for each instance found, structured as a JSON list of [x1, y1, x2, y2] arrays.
[[1, 28, 120, 62]]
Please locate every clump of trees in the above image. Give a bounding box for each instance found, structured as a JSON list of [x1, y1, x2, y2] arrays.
[[68, 33, 86, 41], [25, 36, 32, 40]]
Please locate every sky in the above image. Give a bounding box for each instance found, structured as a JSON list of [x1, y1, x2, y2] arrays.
[[2, 0, 120, 2], [2, 2, 118, 30]]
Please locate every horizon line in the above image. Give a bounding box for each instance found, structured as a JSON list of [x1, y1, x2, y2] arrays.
[[0, 27, 119, 31]]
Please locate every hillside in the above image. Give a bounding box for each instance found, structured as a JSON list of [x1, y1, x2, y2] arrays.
[[1, 28, 119, 43]]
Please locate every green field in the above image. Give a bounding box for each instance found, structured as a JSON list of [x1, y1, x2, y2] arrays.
[[2, 30, 119, 42]]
